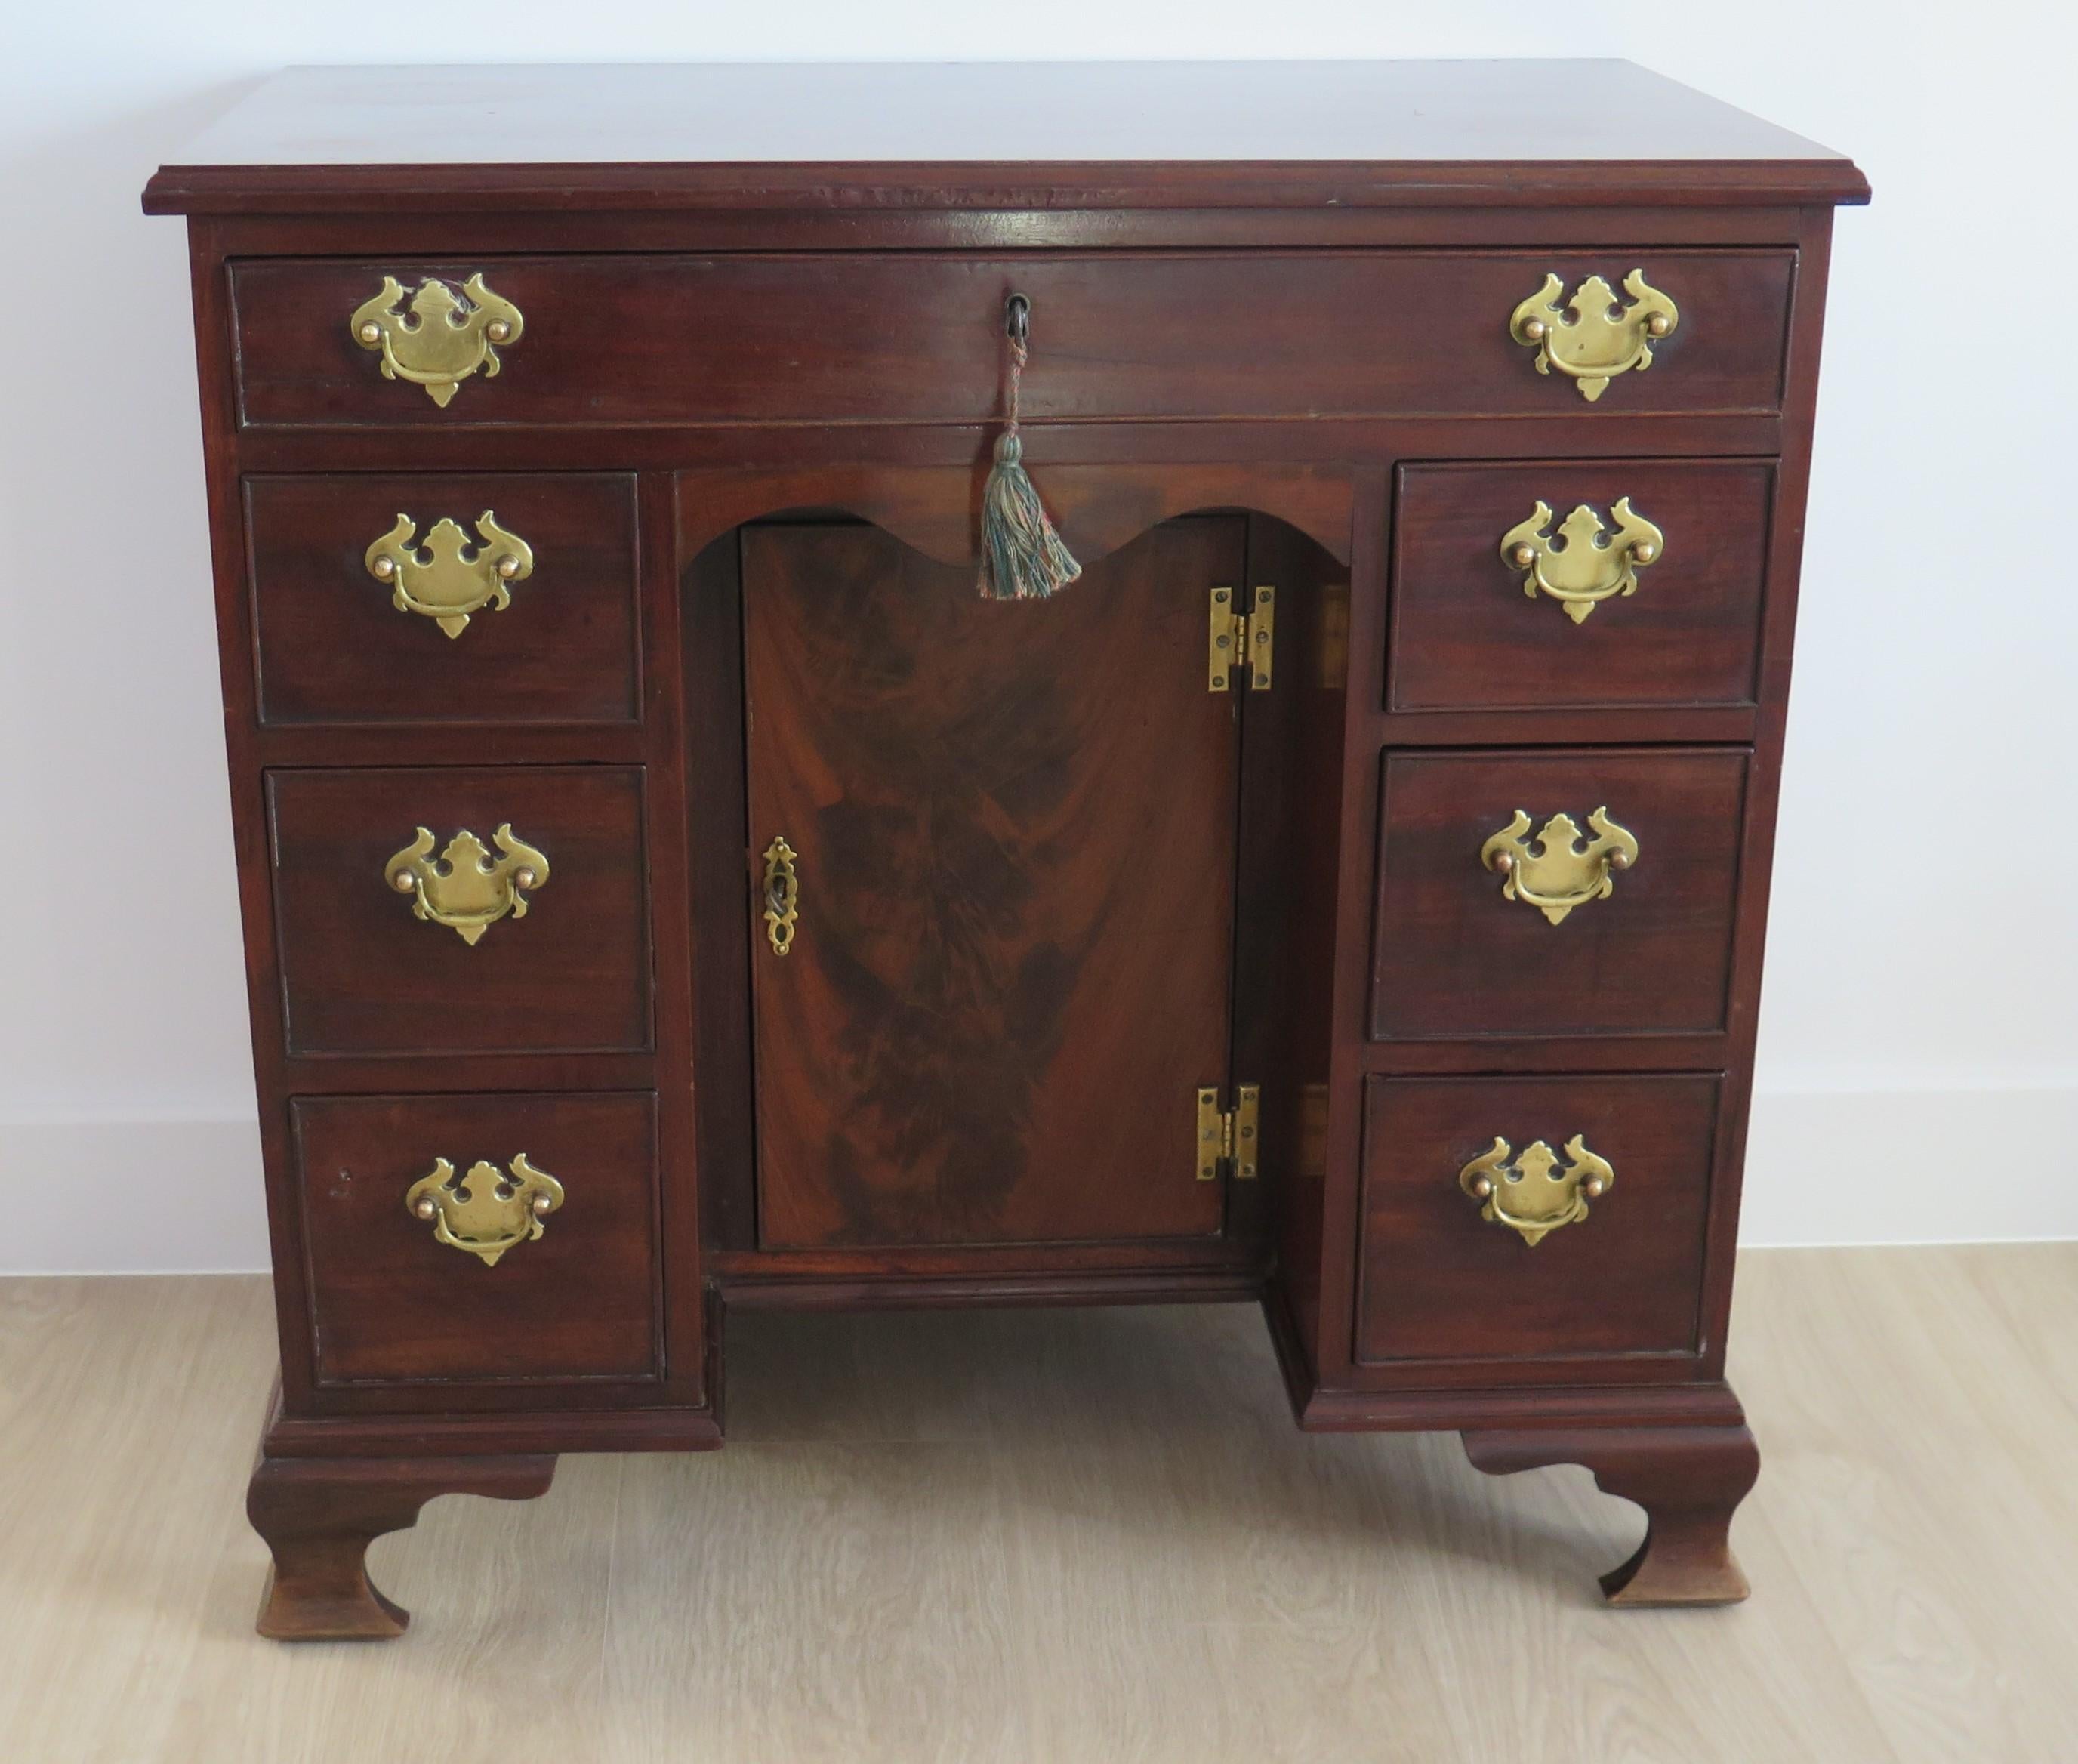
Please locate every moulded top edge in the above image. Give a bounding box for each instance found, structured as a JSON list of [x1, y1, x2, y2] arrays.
[[143, 60, 1868, 215]]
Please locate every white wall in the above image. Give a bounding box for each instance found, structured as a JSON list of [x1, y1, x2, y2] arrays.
[[3, 4, 2073, 1271]]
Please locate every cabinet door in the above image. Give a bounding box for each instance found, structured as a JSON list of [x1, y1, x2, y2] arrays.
[[744, 517, 1244, 1250]]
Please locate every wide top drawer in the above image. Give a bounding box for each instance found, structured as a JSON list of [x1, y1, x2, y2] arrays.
[[229, 251, 1795, 428]]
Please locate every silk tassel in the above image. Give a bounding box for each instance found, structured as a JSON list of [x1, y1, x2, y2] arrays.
[[979, 296, 1081, 601]]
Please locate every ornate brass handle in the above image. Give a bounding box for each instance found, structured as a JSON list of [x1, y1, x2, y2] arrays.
[[1509, 270, 1678, 402], [762, 836, 800, 955], [406, 1155, 565, 1266], [1481, 807, 1637, 926], [1459, 1135, 1613, 1246], [1499, 498, 1663, 624], [349, 273, 524, 408], [384, 823, 549, 945], [365, 511, 534, 639]]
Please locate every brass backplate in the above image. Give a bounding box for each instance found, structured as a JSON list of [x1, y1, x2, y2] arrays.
[[405, 1153, 566, 1266], [349, 273, 525, 407], [365, 510, 535, 638], [1498, 498, 1663, 624], [1458, 1134, 1614, 1246], [1480, 807, 1638, 927], [1509, 269, 1679, 402], [384, 822, 550, 945]]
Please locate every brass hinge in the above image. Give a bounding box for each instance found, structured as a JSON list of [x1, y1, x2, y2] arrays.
[[1208, 586, 1275, 692], [1195, 1084, 1262, 1182]]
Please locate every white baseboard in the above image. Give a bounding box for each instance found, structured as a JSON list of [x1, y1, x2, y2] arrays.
[[1, 1087, 2071, 1274]]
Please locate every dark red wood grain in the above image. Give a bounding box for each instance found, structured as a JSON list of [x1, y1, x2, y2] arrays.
[[156, 158, 1870, 217], [1389, 459, 1774, 713], [293, 1091, 661, 1385], [677, 461, 1354, 572], [143, 56, 1869, 218], [248, 1452, 556, 1639], [1355, 1073, 1719, 1371], [1232, 519, 1352, 1368], [146, 71, 1864, 1622], [245, 472, 640, 726], [1463, 1423, 1760, 1605], [267, 766, 653, 1059], [1369, 748, 1750, 1041], [230, 251, 1795, 430], [741, 518, 1241, 1251]]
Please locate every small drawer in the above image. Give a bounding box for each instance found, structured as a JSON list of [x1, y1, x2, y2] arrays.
[[1389, 460, 1774, 712], [293, 1091, 660, 1385], [230, 251, 1793, 427], [267, 766, 652, 1057], [1355, 1073, 1717, 1368], [1370, 748, 1746, 1040], [245, 473, 640, 726]]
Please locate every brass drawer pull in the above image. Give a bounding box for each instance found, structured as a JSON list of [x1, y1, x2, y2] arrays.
[[349, 273, 524, 407], [1499, 498, 1663, 624], [1459, 1134, 1613, 1246], [384, 823, 549, 945], [406, 1155, 564, 1266], [365, 510, 534, 638], [1481, 807, 1636, 925], [762, 836, 800, 955], [1509, 270, 1678, 402]]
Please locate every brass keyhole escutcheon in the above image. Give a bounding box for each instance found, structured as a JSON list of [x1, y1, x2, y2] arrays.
[[762, 837, 800, 955]]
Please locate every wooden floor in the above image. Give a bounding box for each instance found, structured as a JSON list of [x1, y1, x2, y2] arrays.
[[2, 1246, 2073, 1762]]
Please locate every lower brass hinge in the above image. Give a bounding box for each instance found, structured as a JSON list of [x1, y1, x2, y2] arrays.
[[1195, 1084, 1262, 1182], [1209, 586, 1275, 691]]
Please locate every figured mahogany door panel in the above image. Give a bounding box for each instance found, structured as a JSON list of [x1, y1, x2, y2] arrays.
[[246, 473, 640, 726], [268, 766, 652, 1056], [1369, 748, 1747, 1041], [743, 518, 1242, 1251], [294, 1091, 660, 1385], [230, 251, 1792, 428], [1389, 461, 1774, 713], [1355, 1073, 1717, 1368]]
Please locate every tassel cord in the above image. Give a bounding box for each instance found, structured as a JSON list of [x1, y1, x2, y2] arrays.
[[978, 299, 1081, 601]]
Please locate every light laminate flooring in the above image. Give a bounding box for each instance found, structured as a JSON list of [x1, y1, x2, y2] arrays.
[[2, 1245, 2074, 1762]]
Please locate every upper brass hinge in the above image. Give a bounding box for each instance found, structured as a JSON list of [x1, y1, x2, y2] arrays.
[[1208, 585, 1275, 692], [1195, 1084, 1262, 1182]]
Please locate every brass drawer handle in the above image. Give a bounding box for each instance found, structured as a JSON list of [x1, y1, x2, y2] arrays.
[[1460, 1135, 1613, 1246], [762, 836, 800, 955], [1481, 807, 1637, 925], [350, 273, 524, 407], [1499, 498, 1663, 624], [406, 1155, 564, 1266], [384, 823, 549, 945], [1509, 270, 1678, 402], [365, 510, 534, 639]]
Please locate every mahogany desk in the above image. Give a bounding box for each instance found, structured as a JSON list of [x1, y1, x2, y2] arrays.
[[143, 60, 1867, 1637]]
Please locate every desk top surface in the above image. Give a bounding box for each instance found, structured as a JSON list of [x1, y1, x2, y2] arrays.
[[144, 60, 1868, 214]]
